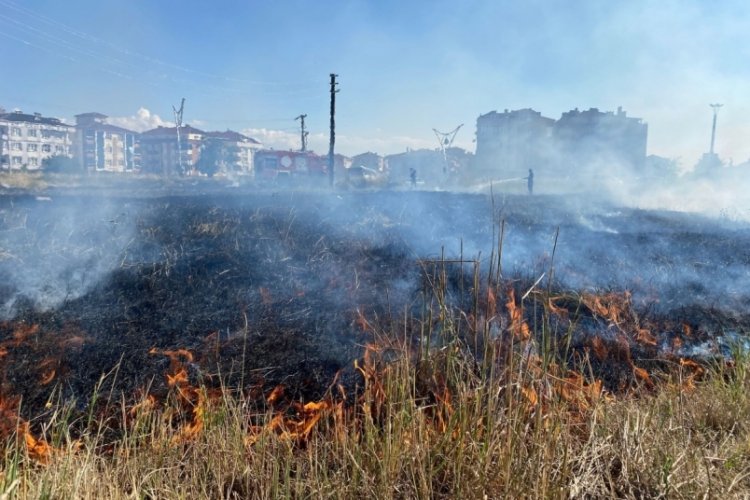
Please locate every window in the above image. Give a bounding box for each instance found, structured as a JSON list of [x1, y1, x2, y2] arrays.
[[27, 144, 38, 152], [27, 129, 37, 137], [12, 156, 22, 165], [42, 144, 51, 153], [55, 145, 63, 153], [105, 159, 112, 167], [10, 127, 21, 137], [29, 157, 38, 166], [11, 142, 22, 151]]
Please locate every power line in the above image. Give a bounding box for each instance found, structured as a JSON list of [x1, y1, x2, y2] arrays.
[[0, 0, 327, 88]]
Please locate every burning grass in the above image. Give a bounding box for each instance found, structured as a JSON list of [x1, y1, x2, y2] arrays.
[[1, 192, 750, 497], [2, 273, 750, 498]]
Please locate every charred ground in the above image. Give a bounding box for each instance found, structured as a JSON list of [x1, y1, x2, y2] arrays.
[[1, 190, 749, 422]]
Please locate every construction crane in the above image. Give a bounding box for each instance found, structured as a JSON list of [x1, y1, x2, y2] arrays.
[[433, 124, 463, 174], [173, 98, 186, 174]]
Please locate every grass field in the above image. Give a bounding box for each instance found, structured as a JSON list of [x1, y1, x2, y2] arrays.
[[2, 282, 749, 499]]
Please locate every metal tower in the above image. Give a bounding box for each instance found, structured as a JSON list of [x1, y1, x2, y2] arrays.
[[433, 124, 464, 173], [172, 98, 186, 174]]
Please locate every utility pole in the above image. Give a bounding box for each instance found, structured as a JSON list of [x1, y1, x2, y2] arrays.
[[709, 103, 723, 156], [433, 124, 464, 174], [295, 114, 308, 152], [172, 98, 186, 175], [328, 73, 339, 188]]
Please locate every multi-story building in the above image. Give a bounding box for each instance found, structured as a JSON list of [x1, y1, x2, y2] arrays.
[[473, 107, 648, 190], [74, 112, 139, 173], [201, 130, 261, 175], [554, 107, 648, 173], [0, 111, 73, 171], [473, 108, 555, 178], [139, 125, 205, 176]]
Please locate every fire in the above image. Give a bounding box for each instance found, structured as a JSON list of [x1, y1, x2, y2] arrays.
[[167, 368, 189, 387], [555, 371, 605, 413], [506, 288, 530, 340], [547, 296, 568, 317], [677, 358, 705, 391], [486, 287, 497, 318], [23, 423, 53, 464], [10, 323, 40, 347], [149, 347, 206, 443], [582, 292, 630, 324], [635, 328, 657, 347], [590, 336, 608, 361], [266, 384, 285, 405]]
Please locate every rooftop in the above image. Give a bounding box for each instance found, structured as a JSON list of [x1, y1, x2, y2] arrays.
[[0, 111, 70, 127]]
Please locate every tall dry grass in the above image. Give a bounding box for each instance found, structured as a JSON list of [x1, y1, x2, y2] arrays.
[[2, 232, 750, 498]]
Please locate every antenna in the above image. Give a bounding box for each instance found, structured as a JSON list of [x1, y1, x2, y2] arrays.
[[432, 124, 463, 174], [295, 114, 308, 152], [172, 98, 186, 175]]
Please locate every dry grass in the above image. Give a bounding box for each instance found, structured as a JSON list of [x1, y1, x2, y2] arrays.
[[1, 327, 749, 499], [1, 237, 749, 498]]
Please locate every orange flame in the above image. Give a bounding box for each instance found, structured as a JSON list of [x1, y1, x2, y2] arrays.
[[582, 292, 631, 324], [506, 288, 530, 340], [23, 423, 53, 464], [266, 384, 285, 405], [635, 328, 657, 347]]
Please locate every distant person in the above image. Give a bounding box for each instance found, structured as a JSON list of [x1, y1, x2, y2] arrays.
[[526, 169, 534, 195], [409, 168, 417, 188]]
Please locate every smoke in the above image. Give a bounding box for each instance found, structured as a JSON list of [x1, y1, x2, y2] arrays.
[[241, 127, 435, 157], [0, 198, 139, 318]]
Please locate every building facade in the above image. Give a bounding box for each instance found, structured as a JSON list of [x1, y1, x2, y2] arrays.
[[0, 111, 73, 171], [140, 125, 204, 176], [202, 130, 261, 175], [74, 112, 139, 173], [473, 107, 648, 190], [553, 107, 648, 174], [474, 108, 555, 178]]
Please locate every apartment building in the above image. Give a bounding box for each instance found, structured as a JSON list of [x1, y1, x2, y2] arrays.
[[74, 112, 139, 173], [140, 125, 205, 176], [0, 111, 73, 170], [202, 130, 261, 175], [473, 107, 648, 189]]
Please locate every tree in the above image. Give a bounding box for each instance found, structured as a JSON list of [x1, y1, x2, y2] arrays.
[[197, 139, 240, 177], [42, 155, 80, 174], [196, 139, 223, 177]]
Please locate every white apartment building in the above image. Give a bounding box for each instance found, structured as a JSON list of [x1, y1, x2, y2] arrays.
[[74, 112, 139, 173], [0, 111, 73, 170], [203, 130, 262, 175]]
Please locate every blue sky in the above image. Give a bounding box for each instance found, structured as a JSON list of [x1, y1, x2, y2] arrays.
[[1, 0, 749, 165]]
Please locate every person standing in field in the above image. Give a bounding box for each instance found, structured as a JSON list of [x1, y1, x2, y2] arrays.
[[526, 169, 534, 195]]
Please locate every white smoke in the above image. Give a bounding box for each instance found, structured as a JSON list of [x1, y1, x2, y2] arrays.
[[242, 127, 436, 156]]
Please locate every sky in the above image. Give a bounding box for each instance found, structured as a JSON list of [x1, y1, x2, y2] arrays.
[[1, 0, 749, 166]]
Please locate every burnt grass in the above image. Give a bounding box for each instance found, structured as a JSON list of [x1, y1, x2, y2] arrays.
[[1, 190, 750, 423]]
